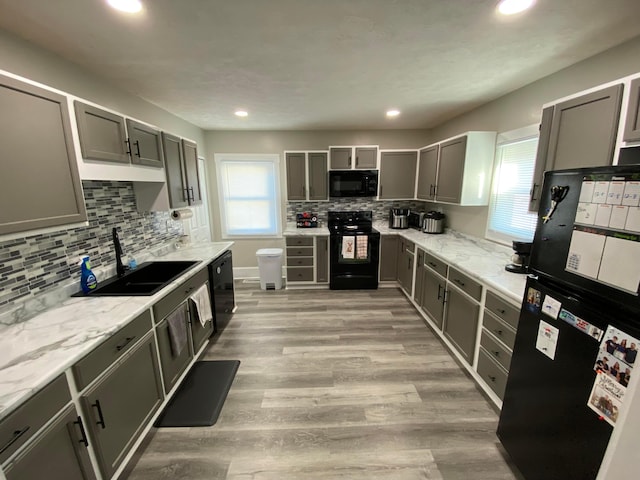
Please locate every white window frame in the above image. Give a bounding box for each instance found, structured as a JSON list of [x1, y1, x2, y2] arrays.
[[214, 153, 282, 239], [485, 124, 539, 246]]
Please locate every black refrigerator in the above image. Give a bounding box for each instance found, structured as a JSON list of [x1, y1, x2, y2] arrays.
[[497, 165, 640, 480]]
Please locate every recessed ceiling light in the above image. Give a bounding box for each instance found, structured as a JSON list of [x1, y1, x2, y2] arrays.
[[235, 110, 249, 117], [386, 110, 401, 117], [497, 0, 535, 15], [107, 0, 142, 13]]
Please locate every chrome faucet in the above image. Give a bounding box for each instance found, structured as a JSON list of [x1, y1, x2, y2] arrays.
[[112, 227, 128, 277]]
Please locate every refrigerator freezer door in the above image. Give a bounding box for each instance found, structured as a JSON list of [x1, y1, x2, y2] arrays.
[[498, 276, 615, 480]]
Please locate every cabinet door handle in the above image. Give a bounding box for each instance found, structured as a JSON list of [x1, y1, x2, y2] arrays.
[[182, 187, 189, 202], [355, 156, 359, 167], [437, 284, 443, 300], [115, 335, 136, 352], [492, 350, 501, 358], [488, 375, 497, 382], [348, 155, 352, 167], [125, 139, 132, 156], [134, 140, 141, 157], [530, 183, 539, 202], [454, 278, 465, 287], [74, 416, 89, 447], [0, 426, 30, 455], [442, 289, 448, 304], [92, 400, 106, 429], [429, 184, 434, 197]]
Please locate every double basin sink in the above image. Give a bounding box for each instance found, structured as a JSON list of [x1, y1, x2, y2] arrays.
[[74, 261, 200, 296]]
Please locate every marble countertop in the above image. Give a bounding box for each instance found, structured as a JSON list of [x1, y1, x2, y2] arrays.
[[0, 241, 233, 422], [284, 221, 526, 305]]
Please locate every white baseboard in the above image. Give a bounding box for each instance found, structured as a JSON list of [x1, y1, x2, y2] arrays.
[[234, 266, 285, 279]]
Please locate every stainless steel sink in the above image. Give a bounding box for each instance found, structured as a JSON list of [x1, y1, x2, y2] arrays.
[[73, 261, 200, 296]]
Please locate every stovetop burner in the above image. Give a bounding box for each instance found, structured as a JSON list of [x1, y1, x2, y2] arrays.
[[327, 210, 374, 234]]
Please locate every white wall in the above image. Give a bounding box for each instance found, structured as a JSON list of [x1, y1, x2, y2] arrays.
[[205, 129, 432, 267]]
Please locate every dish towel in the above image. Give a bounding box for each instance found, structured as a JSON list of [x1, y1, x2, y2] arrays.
[[356, 235, 368, 259], [341, 236, 355, 259], [167, 306, 188, 357], [190, 284, 213, 327]]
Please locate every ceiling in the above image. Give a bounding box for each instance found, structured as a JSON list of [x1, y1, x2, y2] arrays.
[[1, 0, 640, 131]]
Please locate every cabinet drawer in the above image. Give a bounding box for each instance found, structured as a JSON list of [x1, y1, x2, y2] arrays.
[[0, 374, 70, 464], [482, 311, 517, 350], [153, 268, 208, 322], [448, 266, 482, 301], [287, 256, 313, 267], [73, 310, 152, 390], [477, 347, 509, 400], [286, 247, 313, 257], [423, 252, 448, 277], [402, 239, 415, 253], [286, 237, 313, 247], [485, 291, 520, 329], [480, 329, 513, 371], [286, 267, 314, 282]]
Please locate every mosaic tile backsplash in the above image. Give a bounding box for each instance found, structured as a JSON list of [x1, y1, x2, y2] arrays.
[[0, 181, 183, 309], [287, 199, 431, 225]]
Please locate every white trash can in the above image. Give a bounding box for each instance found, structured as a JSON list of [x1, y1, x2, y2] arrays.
[[256, 248, 284, 290]]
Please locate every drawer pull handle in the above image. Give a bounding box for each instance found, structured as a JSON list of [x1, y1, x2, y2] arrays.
[[497, 308, 506, 315], [0, 426, 30, 455], [74, 416, 89, 447], [116, 335, 136, 352], [488, 375, 497, 382], [185, 286, 196, 294], [454, 279, 465, 286], [495, 329, 503, 336], [492, 350, 500, 357], [428, 262, 437, 268], [92, 400, 106, 429]]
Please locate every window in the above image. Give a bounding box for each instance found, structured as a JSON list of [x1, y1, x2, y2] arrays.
[[486, 126, 539, 244], [215, 154, 281, 237]]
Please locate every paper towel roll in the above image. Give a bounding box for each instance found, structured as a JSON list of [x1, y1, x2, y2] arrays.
[[171, 209, 193, 220]]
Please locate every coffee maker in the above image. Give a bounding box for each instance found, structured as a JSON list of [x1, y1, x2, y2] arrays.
[[505, 240, 532, 273]]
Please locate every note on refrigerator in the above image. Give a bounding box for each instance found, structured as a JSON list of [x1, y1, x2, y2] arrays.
[[597, 236, 640, 294], [536, 320, 559, 360], [579, 181, 596, 203], [575, 203, 597, 225], [622, 181, 640, 207], [566, 229, 606, 280], [609, 206, 629, 230], [594, 204, 613, 227], [606, 181, 625, 205], [626, 208, 640, 233], [592, 182, 610, 204]]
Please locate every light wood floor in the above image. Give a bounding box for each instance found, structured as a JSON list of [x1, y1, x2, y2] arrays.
[[124, 282, 522, 480]]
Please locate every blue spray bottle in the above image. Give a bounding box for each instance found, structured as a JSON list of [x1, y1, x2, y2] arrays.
[[80, 256, 98, 293]]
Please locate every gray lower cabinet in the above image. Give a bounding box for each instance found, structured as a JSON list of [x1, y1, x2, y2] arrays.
[[397, 238, 414, 293], [81, 333, 163, 479], [4, 406, 96, 480], [417, 145, 438, 200], [190, 292, 215, 352], [0, 73, 87, 235], [354, 147, 377, 169], [308, 152, 328, 200], [436, 136, 466, 203], [379, 235, 398, 281], [413, 249, 425, 303], [623, 77, 640, 142], [421, 267, 446, 329], [125, 119, 164, 168], [316, 236, 329, 283], [156, 302, 193, 394], [74, 101, 129, 164], [286, 237, 314, 283], [476, 348, 509, 400], [329, 147, 352, 169], [379, 151, 418, 199], [443, 286, 480, 363]]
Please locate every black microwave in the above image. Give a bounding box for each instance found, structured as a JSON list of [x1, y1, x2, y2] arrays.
[[329, 170, 378, 197]]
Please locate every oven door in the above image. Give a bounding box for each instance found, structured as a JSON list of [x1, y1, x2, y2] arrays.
[[329, 231, 380, 289]]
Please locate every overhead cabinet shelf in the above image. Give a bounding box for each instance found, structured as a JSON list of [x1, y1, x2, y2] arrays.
[[417, 131, 496, 206], [329, 146, 378, 170]]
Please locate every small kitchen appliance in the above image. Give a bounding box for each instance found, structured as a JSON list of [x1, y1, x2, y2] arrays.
[[408, 211, 425, 230], [422, 211, 445, 234], [504, 240, 532, 273], [389, 208, 410, 229], [329, 170, 378, 197]]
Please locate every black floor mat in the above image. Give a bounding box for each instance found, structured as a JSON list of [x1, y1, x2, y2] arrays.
[[154, 360, 240, 427]]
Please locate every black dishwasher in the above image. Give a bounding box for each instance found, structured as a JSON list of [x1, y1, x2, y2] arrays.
[[209, 250, 235, 333]]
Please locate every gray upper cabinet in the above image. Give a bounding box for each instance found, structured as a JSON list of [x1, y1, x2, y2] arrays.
[[182, 139, 202, 205], [436, 136, 466, 204], [329, 147, 352, 169], [379, 151, 418, 199], [161, 133, 188, 208], [547, 84, 623, 170], [4, 406, 96, 480], [529, 106, 554, 212], [286, 152, 328, 201], [125, 119, 164, 168], [354, 147, 377, 169], [308, 152, 328, 200], [623, 77, 640, 142], [81, 333, 163, 479], [417, 145, 438, 200], [286, 152, 306, 200], [0, 74, 87, 235], [74, 101, 129, 164]]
